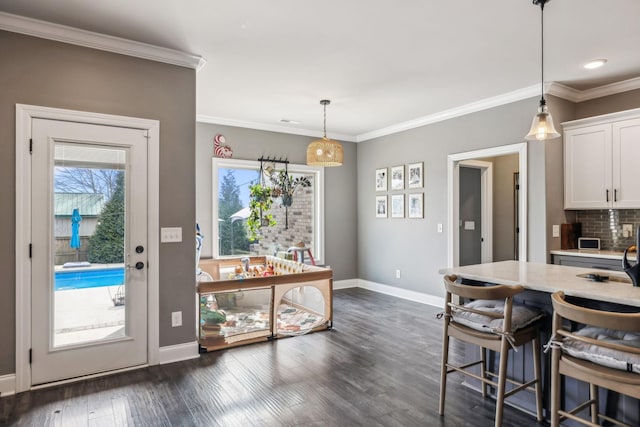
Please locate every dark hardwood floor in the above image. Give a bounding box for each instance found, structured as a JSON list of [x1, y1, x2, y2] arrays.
[[1, 288, 545, 426]]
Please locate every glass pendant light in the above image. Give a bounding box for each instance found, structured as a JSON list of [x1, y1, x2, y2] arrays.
[[306, 100, 344, 167], [525, 0, 560, 141]]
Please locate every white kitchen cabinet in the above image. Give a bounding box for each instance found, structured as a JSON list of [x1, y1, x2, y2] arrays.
[[563, 108, 640, 209]]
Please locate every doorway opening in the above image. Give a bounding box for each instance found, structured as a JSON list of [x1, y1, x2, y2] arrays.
[[447, 143, 527, 267]]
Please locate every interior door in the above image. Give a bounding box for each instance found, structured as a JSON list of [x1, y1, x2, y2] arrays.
[[30, 118, 148, 385], [459, 166, 482, 266]]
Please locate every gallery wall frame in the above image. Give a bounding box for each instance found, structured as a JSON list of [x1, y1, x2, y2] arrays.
[[408, 162, 423, 189], [376, 195, 388, 218], [391, 194, 404, 218], [375, 168, 387, 192], [390, 165, 404, 190], [408, 193, 423, 218]]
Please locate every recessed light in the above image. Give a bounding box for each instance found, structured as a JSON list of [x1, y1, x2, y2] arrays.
[[583, 59, 607, 70], [280, 119, 300, 124]]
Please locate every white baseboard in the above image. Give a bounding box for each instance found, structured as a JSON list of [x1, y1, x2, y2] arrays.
[[333, 279, 359, 289], [159, 341, 200, 365], [357, 279, 444, 308], [0, 374, 16, 397]]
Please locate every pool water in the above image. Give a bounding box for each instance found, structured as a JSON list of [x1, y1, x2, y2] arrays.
[[55, 267, 124, 291]]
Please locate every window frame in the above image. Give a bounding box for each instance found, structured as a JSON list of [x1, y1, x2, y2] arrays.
[[212, 158, 325, 264]]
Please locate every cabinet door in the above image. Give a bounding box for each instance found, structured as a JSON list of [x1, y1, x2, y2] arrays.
[[613, 117, 640, 208], [564, 124, 612, 209]]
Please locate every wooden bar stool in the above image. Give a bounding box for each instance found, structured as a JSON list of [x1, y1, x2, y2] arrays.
[[550, 291, 640, 427], [439, 274, 544, 427]]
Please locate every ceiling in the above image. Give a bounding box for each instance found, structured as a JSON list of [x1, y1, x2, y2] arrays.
[[2, 0, 640, 141]]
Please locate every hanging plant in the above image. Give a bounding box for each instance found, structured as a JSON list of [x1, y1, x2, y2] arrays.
[[247, 183, 276, 240], [269, 170, 311, 207]]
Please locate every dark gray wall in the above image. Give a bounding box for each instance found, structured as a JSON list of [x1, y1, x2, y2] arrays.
[[195, 123, 358, 281], [0, 30, 197, 375]]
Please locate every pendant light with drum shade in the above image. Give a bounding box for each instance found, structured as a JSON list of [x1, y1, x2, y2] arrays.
[[525, 0, 560, 141], [306, 100, 344, 166]]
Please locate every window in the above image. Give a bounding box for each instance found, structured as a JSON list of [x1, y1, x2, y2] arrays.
[[212, 158, 324, 263]]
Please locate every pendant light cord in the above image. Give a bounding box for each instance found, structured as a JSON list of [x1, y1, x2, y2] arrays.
[[540, 1, 545, 105], [323, 103, 327, 139]]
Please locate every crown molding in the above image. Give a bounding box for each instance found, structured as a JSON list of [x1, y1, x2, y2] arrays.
[[546, 82, 582, 102], [357, 84, 542, 142], [196, 114, 357, 142], [0, 12, 206, 71], [575, 76, 640, 102]]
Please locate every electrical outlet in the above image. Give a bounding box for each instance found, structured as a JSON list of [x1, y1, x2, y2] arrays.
[[552, 224, 560, 238], [395, 269, 401, 279], [437, 223, 443, 233], [623, 224, 633, 238], [171, 311, 182, 327], [161, 227, 182, 243]]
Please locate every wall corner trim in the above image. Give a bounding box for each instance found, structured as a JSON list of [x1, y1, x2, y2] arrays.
[[159, 342, 200, 365], [0, 12, 206, 70], [0, 374, 16, 397]]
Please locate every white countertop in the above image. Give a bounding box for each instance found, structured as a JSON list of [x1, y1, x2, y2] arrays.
[[550, 249, 636, 261], [439, 261, 640, 308]]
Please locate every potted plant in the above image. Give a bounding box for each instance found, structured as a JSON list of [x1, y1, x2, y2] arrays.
[[247, 183, 276, 240], [270, 170, 311, 207]]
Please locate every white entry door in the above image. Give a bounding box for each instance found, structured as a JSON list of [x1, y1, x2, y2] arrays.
[[30, 118, 148, 385]]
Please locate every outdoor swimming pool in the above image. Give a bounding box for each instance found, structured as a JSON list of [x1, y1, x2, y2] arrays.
[[55, 267, 124, 291]]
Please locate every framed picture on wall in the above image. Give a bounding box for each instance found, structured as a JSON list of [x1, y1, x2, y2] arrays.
[[408, 162, 423, 189], [408, 193, 423, 218], [391, 194, 404, 218], [391, 165, 404, 190], [376, 195, 388, 218], [375, 168, 388, 192]]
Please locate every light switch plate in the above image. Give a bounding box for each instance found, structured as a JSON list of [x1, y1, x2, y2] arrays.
[[161, 227, 182, 243], [171, 311, 182, 327], [552, 225, 560, 238]]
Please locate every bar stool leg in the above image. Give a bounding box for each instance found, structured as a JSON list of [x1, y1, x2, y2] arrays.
[[589, 383, 598, 424], [550, 346, 561, 427], [480, 347, 487, 398], [494, 338, 509, 427], [532, 334, 543, 422], [439, 323, 450, 416]]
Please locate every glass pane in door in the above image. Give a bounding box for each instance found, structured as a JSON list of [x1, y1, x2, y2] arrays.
[[52, 143, 128, 348]]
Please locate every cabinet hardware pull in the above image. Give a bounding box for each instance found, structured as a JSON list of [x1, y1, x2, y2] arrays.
[[606, 189, 609, 202], [614, 189, 618, 202]]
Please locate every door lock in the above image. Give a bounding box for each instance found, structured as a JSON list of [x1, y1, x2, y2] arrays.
[[127, 261, 145, 270]]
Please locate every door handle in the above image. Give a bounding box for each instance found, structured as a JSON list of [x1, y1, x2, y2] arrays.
[[127, 261, 145, 270]]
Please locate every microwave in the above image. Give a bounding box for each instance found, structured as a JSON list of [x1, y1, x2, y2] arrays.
[[578, 237, 600, 250]]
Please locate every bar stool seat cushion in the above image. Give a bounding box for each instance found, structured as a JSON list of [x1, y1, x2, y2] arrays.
[[562, 326, 640, 374], [452, 299, 544, 334]]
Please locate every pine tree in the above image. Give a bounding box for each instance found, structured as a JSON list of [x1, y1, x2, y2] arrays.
[[88, 172, 124, 263], [218, 169, 249, 255]]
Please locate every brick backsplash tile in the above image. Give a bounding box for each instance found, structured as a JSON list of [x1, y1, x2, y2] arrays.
[[575, 209, 640, 251]]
